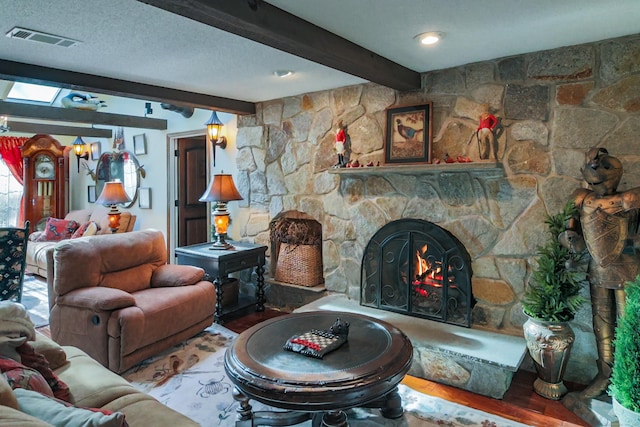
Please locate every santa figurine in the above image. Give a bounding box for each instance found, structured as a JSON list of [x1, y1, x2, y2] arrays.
[[334, 120, 347, 168]]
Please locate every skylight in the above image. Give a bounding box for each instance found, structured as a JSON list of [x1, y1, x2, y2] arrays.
[[7, 82, 61, 104]]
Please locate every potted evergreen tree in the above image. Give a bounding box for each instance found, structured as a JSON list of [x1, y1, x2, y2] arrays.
[[609, 276, 640, 426], [522, 201, 587, 400]]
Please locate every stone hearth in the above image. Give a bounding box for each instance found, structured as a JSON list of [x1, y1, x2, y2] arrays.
[[295, 294, 527, 399]]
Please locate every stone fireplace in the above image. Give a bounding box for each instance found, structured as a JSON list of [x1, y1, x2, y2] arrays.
[[361, 218, 473, 327], [235, 34, 640, 387]]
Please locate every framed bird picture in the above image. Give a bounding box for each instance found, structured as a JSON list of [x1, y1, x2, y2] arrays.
[[384, 103, 433, 164]]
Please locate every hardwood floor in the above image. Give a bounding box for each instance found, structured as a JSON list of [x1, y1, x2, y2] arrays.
[[224, 309, 591, 427]]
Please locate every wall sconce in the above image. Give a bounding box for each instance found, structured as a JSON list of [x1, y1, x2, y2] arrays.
[[72, 136, 89, 172], [204, 111, 227, 167], [199, 173, 243, 250], [95, 180, 131, 233]]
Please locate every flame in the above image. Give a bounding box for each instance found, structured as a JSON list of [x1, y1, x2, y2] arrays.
[[413, 245, 454, 292], [416, 248, 428, 277]]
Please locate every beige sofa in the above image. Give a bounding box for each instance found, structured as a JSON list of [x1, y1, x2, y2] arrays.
[[0, 332, 198, 426], [26, 206, 136, 279], [49, 229, 217, 373]]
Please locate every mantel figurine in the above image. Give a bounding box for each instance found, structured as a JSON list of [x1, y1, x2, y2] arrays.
[[334, 120, 348, 168], [472, 104, 500, 160]]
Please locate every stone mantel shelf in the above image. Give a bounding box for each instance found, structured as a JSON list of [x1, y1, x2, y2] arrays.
[[328, 161, 504, 177]]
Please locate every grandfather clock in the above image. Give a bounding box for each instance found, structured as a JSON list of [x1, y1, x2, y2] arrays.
[[22, 134, 70, 233]]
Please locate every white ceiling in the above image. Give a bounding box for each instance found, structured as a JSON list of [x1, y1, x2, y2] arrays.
[[1, 0, 640, 105]]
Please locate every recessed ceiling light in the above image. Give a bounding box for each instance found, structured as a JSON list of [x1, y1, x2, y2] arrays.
[[273, 70, 294, 78], [414, 32, 445, 46]]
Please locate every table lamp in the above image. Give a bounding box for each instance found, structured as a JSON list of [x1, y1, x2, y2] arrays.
[[199, 173, 243, 250], [95, 180, 131, 233]]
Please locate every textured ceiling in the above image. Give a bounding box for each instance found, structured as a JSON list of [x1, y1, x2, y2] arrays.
[[0, 0, 639, 105]]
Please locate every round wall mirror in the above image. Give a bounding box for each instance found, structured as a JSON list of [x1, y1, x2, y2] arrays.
[[95, 150, 140, 208]]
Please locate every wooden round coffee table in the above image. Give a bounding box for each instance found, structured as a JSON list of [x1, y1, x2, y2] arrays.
[[224, 311, 413, 427]]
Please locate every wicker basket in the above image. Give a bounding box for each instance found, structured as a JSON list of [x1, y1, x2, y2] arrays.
[[275, 242, 324, 287]]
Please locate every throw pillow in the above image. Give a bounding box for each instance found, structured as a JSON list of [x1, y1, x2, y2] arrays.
[[30, 334, 67, 371], [36, 218, 80, 241], [0, 356, 54, 397], [17, 342, 70, 402], [14, 388, 129, 427], [71, 221, 100, 239]]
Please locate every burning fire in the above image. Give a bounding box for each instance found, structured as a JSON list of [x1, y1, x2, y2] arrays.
[[413, 245, 455, 297]]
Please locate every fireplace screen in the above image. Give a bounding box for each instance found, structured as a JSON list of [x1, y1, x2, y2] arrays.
[[361, 219, 474, 327]]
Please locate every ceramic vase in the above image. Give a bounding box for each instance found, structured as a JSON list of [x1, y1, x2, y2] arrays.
[[522, 316, 575, 400]]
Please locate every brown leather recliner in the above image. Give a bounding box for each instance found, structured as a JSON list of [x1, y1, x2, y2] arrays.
[[49, 229, 217, 373]]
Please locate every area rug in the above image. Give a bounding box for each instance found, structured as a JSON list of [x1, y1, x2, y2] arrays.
[[21, 274, 50, 327], [122, 323, 532, 427]]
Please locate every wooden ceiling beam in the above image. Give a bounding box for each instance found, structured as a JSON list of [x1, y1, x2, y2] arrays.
[[0, 100, 167, 130], [0, 60, 256, 115], [7, 122, 112, 138], [137, 0, 422, 92]]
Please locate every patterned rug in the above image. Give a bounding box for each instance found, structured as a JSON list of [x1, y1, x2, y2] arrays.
[[21, 274, 50, 327], [122, 323, 532, 427]]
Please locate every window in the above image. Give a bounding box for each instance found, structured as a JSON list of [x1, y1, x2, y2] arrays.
[[6, 82, 61, 104], [0, 156, 22, 226]]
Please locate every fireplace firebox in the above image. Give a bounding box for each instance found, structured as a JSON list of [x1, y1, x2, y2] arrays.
[[361, 219, 474, 327]]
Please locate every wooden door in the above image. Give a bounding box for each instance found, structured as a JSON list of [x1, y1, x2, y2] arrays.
[[177, 136, 208, 247]]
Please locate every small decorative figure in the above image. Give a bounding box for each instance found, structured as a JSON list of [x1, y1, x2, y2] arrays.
[[560, 148, 640, 399], [473, 104, 498, 160], [329, 317, 350, 338], [334, 120, 348, 168], [444, 153, 455, 163], [61, 92, 106, 110]]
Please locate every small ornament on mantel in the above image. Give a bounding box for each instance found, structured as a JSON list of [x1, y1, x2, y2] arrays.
[[471, 104, 501, 160], [333, 120, 349, 168]]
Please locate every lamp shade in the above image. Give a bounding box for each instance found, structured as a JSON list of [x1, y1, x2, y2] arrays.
[[199, 174, 243, 203], [96, 180, 132, 205]]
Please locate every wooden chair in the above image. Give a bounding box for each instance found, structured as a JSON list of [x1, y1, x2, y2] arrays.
[[0, 221, 30, 302]]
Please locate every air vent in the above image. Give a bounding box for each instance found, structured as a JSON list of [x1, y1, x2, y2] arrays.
[[5, 27, 81, 48]]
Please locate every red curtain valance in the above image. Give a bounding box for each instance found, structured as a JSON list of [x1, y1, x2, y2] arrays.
[[0, 136, 30, 224]]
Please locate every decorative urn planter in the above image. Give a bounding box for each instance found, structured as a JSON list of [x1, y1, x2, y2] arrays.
[[613, 396, 640, 427], [522, 315, 575, 400]]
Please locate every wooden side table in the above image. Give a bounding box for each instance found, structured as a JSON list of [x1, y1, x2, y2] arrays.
[[175, 241, 267, 324]]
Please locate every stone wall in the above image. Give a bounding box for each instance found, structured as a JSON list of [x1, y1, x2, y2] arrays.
[[233, 33, 640, 385]]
